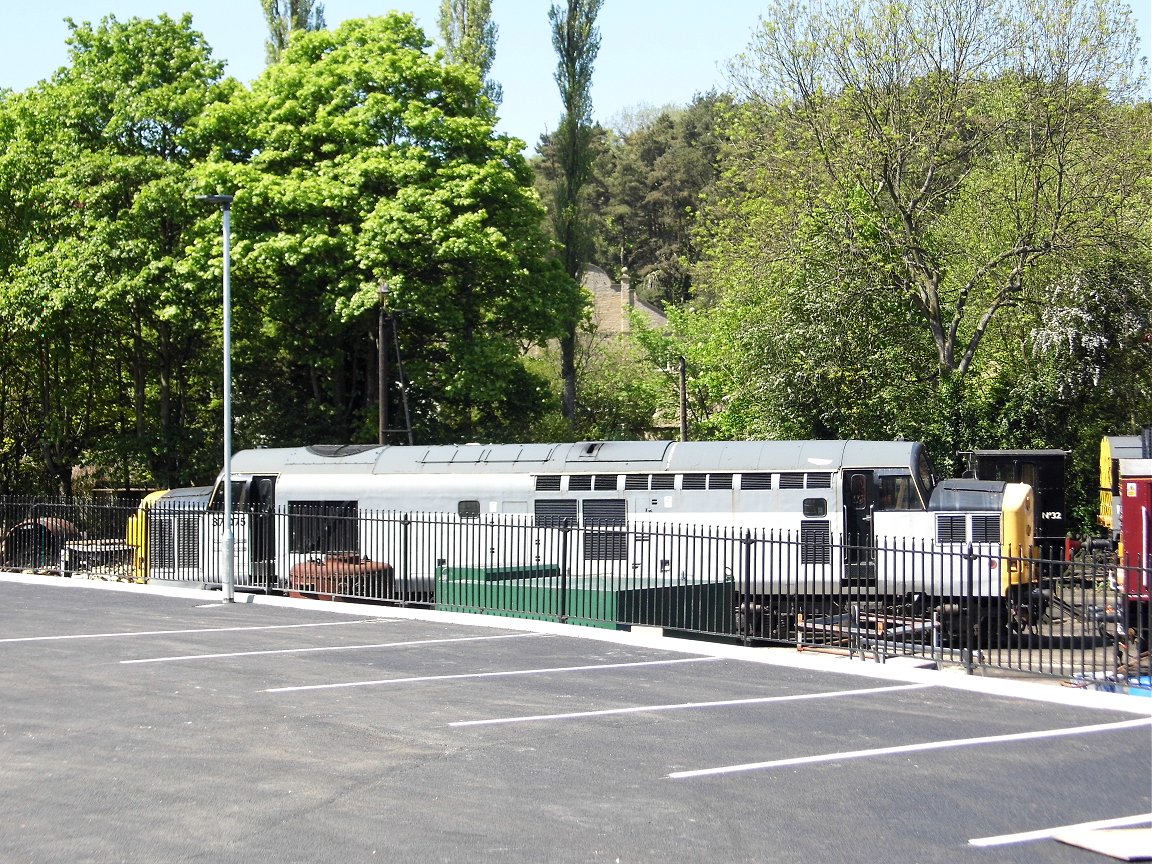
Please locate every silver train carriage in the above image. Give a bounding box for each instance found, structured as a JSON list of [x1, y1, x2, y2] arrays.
[[145, 440, 1035, 618]]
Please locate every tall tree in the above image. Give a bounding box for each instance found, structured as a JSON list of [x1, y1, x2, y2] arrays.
[[596, 93, 727, 306], [547, 0, 603, 422], [438, 0, 502, 105], [690, 0, 1150, 458], [0, 15, 235, 492], [261, 0, 325, 64], [202, 15, 577, 445]]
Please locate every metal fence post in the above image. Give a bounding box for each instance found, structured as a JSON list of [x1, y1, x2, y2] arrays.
[[401, 513, 411, 607], [559, 519, 571, 624], [965, 541, 975, 675], [741, 530, 755, 646]]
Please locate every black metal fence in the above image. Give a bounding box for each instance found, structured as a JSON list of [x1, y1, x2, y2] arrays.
[[0, 495, 1147, 690]]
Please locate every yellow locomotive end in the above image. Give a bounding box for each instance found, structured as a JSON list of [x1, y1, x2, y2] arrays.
[[125, 489, 168, 582], [1000, 482, 1035, 592]]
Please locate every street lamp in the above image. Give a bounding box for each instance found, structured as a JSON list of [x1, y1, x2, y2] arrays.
[[378, 282, 390, 446], [197, 193, 236, 602]]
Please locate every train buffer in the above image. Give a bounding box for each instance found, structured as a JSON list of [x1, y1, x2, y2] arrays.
[[797, 606, 938, 663]]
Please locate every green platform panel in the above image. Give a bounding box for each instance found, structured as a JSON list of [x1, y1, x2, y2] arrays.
[[434, 565, 734, 633]]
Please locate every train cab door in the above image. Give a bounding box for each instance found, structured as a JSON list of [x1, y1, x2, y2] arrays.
[[843, 471, 877, 583], [248, 475, 278, 592]]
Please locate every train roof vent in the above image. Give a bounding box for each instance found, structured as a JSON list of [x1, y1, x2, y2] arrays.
[[806, 473, 832, 488], [709, 473, 733, 490], [305, 444, 381, 458], [741, 473, 773, 490], [651, 474, 675, 490], [568, 475, 592, 491], [574, 441, 671, 462], [594, 474, 619, 491], [535, 476, 561, 491], [624, 474, 649, 490]]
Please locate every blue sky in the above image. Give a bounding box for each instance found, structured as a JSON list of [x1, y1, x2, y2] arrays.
[[3, 1, 1149, 149]]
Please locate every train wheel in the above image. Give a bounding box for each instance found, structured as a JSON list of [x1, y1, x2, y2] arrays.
[[938, 601, 1008, 650]]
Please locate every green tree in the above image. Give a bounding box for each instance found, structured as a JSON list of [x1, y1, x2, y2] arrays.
[[0, 15, 236, 492], [203, 15, 578, 446], [438, 0, 502, 105], [691, 0, 1150, 460], [261, 0, 326, 64], [596, 93, 728, 306], [547, 0, 604, 422]]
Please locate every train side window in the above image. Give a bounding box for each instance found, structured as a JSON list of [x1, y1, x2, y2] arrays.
[[850, 474, 868, 508], [288, 501, 359, 553], [457, 500, 481, 519], [802, 498, 827, 517]]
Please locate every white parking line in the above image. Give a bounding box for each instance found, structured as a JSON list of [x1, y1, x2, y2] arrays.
[[122, 632, 546, 664], [265, 656, 720, 693], [969, 812, 1152, 847], [668, 717, 1152, 779], [450, 683, 934, 727], [0, 620, 377, 643]]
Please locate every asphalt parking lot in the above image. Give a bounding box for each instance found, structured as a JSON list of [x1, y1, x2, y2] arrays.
[[1, 573, 1149, 864]]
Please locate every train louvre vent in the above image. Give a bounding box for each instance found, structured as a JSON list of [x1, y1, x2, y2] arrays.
[[806, 473, 832, 488], [971, 514, 1001, 543], [650, 473, 675, 490], [583, 530, 627, 561], [174, 515, 200, 568], [148, 518, 174, 569], [582, 499, 626, 526], [683, 473, 708, 490], [593, 474, 619, 491], [936, 515, 967, 543], [709, 473, 733, 490], [741, 473, 773, 490], [624, 474, 649, 490], [535, 475, 561, 491], [780, 472, 805, 489], [534, 499, 578, 528], [800, 521, 832, 565], [568, 475, 592, 491]]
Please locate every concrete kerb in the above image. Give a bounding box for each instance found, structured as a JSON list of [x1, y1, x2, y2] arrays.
[[3, 570, 1150, 717]]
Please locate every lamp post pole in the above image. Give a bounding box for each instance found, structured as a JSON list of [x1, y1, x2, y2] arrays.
[[197, 194, 236, 602], [378, 282, 390, 446]]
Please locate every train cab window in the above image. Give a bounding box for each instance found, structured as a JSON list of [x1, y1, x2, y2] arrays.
[[457, 500, 481, 519], [876, 474, 919, 511], [803, 498, 827, 518], [288, 501, 359, 553], [207, 480, 248, 511]]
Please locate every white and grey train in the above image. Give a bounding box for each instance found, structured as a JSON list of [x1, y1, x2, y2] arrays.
[[133, 439, 1036, 636]]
